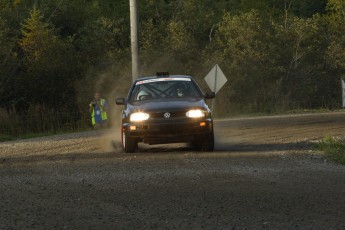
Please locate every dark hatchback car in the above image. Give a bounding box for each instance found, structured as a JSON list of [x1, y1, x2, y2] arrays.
[[115, 73, 215, 153]]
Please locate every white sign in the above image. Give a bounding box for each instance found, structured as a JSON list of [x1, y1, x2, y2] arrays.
[[204, 64, 227, 94], [341, 79, 345, 107]]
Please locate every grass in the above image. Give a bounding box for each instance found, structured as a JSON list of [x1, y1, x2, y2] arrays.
[[0, 132, 54, 142], [0, 134, 16, 142], [0, 128, 94, 143], [0, 109, 93, 142], [317, 136, 345, 165]]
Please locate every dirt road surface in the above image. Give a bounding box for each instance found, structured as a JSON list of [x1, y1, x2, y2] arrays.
[[1, 112, 345, 229]]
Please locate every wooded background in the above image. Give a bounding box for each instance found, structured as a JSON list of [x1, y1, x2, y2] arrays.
[[0, 0, 344, 136]]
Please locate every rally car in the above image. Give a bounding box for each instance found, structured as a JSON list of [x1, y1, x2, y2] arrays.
[[115, 72, 215, 153]]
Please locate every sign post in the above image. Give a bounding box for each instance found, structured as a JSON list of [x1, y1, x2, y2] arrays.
[[204, 64, 228, 112], [129, 0, 139, 82]]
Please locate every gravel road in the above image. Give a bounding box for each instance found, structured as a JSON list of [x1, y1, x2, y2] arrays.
[[1, 112, 345, 229]]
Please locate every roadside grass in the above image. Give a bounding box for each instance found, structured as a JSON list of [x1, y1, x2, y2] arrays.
[[0, 134, 15, 142], [0, 129, 93, 142], [317, 136, 345, 165], [0, 108, 92, 142], [0, 132, 64, 142], [0, 133, 49, 142]]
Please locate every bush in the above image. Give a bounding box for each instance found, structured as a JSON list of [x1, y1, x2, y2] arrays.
[[0, 109, 92, 141], [317, 136, 345, 165]]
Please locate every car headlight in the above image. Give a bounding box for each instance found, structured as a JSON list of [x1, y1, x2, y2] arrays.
[[186, 109, 204, 118], [130, 112, 150, 122]]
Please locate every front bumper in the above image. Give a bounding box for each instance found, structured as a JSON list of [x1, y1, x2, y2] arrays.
[[123, 118, 213, 145]]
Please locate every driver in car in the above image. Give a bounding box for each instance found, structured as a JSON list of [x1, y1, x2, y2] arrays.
[[174, 82, 190, 97]]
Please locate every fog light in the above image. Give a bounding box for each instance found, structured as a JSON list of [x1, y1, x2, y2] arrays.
[[199, 122, 206, 127], [130, 126, 136, 130]]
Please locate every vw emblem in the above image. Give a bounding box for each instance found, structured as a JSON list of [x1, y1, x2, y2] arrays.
[[164, 112, 171, 118]]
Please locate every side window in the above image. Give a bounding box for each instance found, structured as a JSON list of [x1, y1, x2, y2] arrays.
[[130, 87, 140, 101]]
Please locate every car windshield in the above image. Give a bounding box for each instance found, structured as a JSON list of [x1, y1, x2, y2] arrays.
[[129, 78, 203, 102]]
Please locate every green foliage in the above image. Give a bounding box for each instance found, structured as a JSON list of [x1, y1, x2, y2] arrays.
[[325, 0, 345, 72], [266, 0, 326, 17], [0, 16, 17, 90], [204, 5, 340, 114], [317, 136, 345, 165], [293, 0, 326, 17], [272, 14, 332, 108], [19, 7, 54, 61], [211, 11, 270, 112], [165, 20, 191, 53], [18, 7, 80, 109]]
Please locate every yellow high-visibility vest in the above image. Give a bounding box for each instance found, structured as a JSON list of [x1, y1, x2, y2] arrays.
[[89, 99, 108, 125]]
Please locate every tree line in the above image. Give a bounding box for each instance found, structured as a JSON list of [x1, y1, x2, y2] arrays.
[[0, 0, 344, 125]]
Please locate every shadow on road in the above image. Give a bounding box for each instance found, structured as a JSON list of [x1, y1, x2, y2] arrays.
[[215, 140, 314, 152], [0, 151, 118, 166], [0, 140, 316, 166]]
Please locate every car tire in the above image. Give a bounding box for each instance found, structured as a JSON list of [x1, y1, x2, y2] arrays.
[[122, 129, 137, 153], [193, 132, 214, 152]]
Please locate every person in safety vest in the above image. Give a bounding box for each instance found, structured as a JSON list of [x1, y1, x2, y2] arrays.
[[89, 92, 108, 129]]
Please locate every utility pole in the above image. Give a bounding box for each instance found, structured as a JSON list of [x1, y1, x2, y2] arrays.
[[129, 0, 140, 82]]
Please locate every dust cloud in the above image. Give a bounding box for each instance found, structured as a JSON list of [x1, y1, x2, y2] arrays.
[[95, 126, 122, 153]]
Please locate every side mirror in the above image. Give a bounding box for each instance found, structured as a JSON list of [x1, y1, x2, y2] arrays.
[[204, 92, 215, 99], [115, 98, 125, 105]]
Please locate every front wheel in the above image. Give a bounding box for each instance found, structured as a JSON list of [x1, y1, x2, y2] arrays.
[[121, 128, 137, 153]]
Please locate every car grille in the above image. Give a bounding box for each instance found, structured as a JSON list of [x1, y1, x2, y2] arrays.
[[149, 111, 187, 119]]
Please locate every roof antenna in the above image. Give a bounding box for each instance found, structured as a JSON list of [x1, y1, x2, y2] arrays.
[[156, 72, 169, 77]]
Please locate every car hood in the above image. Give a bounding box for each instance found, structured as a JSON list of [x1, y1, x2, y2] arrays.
[[128, 98, 208, 112]]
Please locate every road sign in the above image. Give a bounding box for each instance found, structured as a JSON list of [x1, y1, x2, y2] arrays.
[[204, 64, 227, 94]]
